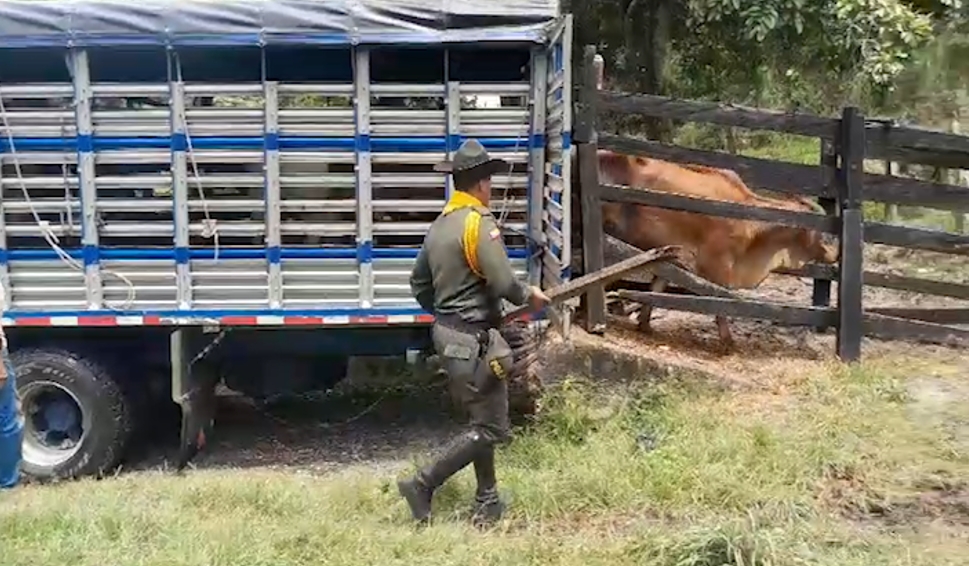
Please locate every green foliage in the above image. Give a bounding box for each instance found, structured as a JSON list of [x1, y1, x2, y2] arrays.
[[570, 0, 938, 114], [673, 0, 933, 105], [881, 24, 969, 124]]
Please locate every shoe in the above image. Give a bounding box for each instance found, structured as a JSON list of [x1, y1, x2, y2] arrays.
[[470, 445, 505, 525], [471, 490, 506, 526], [397, 476, 434, 523], [398, 430, 485, 523]]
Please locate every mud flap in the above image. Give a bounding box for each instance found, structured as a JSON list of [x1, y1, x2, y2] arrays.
[[170, 327, 221, 472]]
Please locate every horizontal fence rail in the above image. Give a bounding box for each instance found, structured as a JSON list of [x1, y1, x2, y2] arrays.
[[598, 133, 969, 210], [595, 90, 969, 169]]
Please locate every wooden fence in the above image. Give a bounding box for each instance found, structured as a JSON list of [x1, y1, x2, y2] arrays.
[[571, 45, 969, 362]]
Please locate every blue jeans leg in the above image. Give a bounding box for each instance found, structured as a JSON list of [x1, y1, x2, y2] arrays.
[[0, 349, 23, 489]]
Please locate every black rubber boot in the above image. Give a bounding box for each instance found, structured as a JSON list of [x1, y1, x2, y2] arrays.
[[398, 430, 484, 523], [471, 446, 506, 526]]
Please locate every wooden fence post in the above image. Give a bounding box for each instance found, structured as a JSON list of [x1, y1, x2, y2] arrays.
[[812, 138, 837, 332], [951, 118, 966, 233], [574, 45, 606, 334], [836, 107, 866, 362], [881, 122, 898, 223], [883, 160, 898, 223]]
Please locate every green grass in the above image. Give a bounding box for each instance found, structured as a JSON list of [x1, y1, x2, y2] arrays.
[[738, 134, 820, 165], [2, 356, 968, 566]]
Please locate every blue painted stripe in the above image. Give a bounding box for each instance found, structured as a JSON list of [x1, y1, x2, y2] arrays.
[[561, 266, 571, 280], [77, 134, 94, 153], [264, 133, 280, 151], [0, 30, 545, 50], [0, 135, 540, 153], [3, 306, 432, 319], [266, 246, 282, 265], [447, 134, 462, 152], [562, 131, 572, 150], [357, 241, 373, 264], [3, 246, 529, 262], [83, 245, 99, 266]]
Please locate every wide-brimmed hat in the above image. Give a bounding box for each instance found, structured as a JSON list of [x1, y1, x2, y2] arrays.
[[433, 139, 508, 178]]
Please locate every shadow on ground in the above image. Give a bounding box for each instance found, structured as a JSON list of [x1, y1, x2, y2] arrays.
[[124, 374, 463, 476]]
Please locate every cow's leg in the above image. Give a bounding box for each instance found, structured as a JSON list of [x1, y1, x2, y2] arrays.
[[637, 277, 666, 333], [696, 245, 739, 352], [715, 315, 734, 350]]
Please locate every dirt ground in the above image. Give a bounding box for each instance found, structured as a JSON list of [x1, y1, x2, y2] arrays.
[[112, 244, 968, 502], [593, 243, 969, 384]]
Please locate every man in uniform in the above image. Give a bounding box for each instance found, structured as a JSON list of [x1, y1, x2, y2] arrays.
[[0, 287, 23, 490], [399, 139, 549, 525]]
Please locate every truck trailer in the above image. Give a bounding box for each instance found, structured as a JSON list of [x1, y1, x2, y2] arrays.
[[0, 0, 573, 479]]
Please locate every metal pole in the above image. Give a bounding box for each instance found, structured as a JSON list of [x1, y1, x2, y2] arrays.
[[528, 47, 549, 287], [71, 49, 103, 310], [354, 47, 374, 309], [265, 80, 283, 308], [170, 78, 192, 309]]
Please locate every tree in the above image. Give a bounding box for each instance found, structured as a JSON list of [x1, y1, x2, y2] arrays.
[[568, 0, 936, 113]]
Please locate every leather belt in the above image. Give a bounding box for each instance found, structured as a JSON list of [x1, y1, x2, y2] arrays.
[[435, 313, 492, 347]]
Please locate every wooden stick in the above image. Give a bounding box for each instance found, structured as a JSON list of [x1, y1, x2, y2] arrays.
[[502, 245, 681, 324]]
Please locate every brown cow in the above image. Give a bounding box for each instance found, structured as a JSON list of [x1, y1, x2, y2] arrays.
[[595, 149, 839, 348]]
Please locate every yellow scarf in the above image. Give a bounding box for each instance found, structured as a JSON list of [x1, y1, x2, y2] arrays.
[[441, 191, 487, 277], [442, 190, 486, 214]]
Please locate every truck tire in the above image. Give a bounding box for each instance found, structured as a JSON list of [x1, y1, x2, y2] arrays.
[[11, 348, 133, 480], [500, 320, 544, 419]]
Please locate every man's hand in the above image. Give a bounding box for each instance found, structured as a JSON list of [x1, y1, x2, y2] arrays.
[[528, 285, 550, 312]]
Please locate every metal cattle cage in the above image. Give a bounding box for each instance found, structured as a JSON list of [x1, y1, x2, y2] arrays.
[[0, 1, 573, 480]]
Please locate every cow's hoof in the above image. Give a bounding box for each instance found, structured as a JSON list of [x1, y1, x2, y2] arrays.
[[716, 340, 736, 355], [635, 312, 654, 334]]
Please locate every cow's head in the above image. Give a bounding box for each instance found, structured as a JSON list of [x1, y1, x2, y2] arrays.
[[786, 198, 839, 266]]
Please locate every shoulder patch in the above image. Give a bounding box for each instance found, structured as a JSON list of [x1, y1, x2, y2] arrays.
[[489, 227, 501, 240]]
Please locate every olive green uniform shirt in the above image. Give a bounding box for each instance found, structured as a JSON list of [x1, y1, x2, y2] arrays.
[[410, 192, 531, 326]]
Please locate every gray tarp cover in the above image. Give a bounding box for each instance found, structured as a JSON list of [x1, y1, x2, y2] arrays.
[[0, 0, 562, 48]]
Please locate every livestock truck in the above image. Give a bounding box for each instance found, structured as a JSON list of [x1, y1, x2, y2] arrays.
[[0, 0, 573, 480]]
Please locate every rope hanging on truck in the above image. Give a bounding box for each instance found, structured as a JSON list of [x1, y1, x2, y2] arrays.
[[172, 51, 222, 262]]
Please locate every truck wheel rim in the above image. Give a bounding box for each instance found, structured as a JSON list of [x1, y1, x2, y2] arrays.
[[19, 380, 89, 468]]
